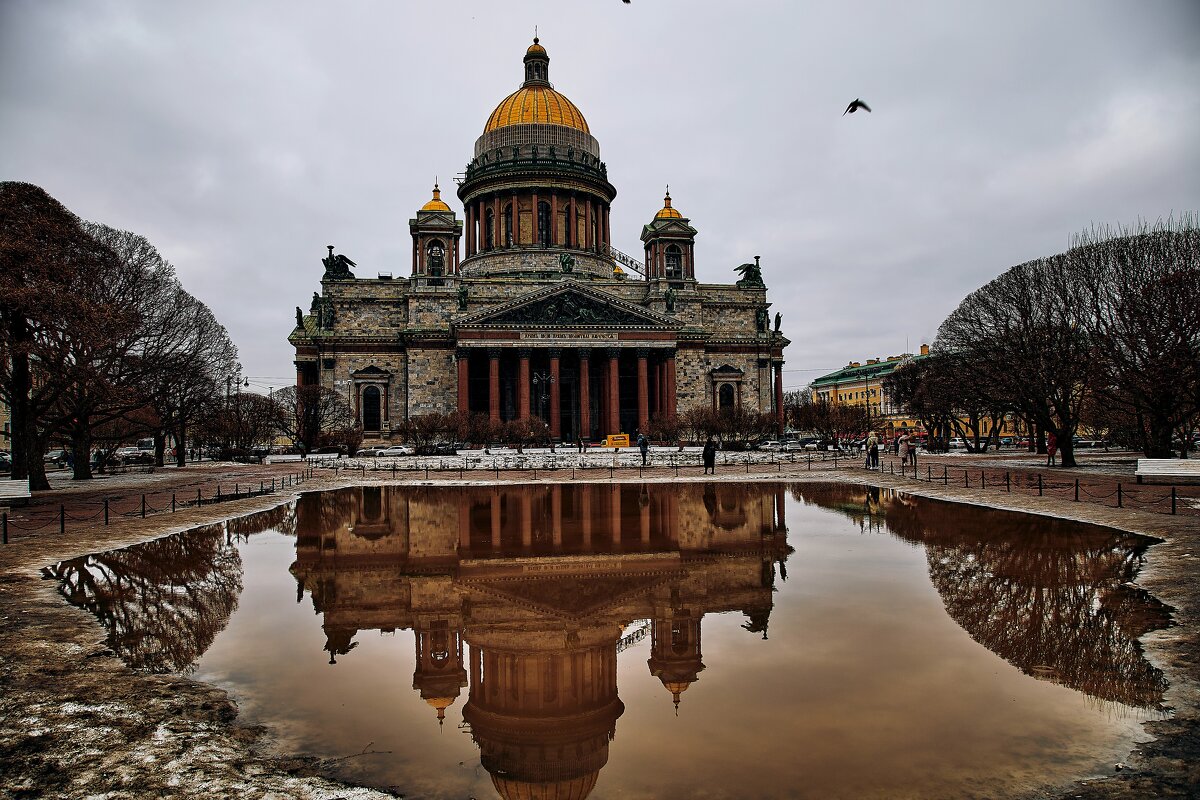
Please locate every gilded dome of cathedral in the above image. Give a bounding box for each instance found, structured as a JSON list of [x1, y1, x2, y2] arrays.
[[485, 87, 590, 134], [483, 38, 591, 135]]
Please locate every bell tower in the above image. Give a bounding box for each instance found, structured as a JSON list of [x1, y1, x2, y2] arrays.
[[641, 188, 698, 283], [409, 181, 463, 276]]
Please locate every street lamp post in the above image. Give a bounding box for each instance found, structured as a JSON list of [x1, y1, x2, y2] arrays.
[[531, 371, 555, 451]]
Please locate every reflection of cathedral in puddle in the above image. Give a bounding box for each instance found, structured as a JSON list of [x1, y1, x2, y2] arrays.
[[292, 483, 791, 799]]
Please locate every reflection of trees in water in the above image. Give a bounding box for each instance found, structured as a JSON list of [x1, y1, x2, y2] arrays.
[[792, 483, 1170, 709], [227, 502, 296, 537], [43, 524, 243, 673]]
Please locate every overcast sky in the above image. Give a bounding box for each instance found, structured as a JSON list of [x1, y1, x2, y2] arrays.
[[3, 0, 1198, 393]]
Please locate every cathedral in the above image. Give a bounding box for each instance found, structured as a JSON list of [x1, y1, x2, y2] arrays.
[[290, 38, 789, 443]]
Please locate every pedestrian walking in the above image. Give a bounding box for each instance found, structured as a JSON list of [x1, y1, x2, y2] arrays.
[[908, 436, 918, 469], [867, 431, 879, 469], [702, 437, 717, 475], [898, 435, 910, 467], [638, 433, 649, 466], [1047, 431, 1058, 467]]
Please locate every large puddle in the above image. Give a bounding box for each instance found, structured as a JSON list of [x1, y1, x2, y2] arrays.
[[45, 482, 1170, 799]]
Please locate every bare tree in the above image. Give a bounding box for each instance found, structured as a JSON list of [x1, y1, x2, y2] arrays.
[[1069, 218, 1200, 458], [274, 385, 355, 456], [937, 253, 1092, 467], [0, 183, 118, 488]]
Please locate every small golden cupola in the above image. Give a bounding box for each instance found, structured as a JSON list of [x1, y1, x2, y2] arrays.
[[420, 181, 452, 213], [654, 189, 682, 220]]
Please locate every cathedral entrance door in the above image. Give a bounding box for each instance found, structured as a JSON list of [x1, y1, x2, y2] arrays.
[[362, 386, 382, 432]]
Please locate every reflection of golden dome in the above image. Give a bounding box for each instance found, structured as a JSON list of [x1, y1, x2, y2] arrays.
[[654, 190, 682, 219], [492, 772, 599, 800], [425, 695, 457, 723], [485, 86, 590, 134], [420, 182, 452, 212]]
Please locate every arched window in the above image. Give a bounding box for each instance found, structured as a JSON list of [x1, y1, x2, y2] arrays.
[[537, 200, 551, 247], [665, 245, 682, 278], [431, 240, 446, 273], [503, 203, 514, 247], [362, 386, 381, 431], [484, 208, 495, 250], [719, 383, 735, 409]]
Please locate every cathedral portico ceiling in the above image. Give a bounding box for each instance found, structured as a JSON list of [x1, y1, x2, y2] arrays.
[[454, 282, 679, 331], [464, 572, 678, 620]]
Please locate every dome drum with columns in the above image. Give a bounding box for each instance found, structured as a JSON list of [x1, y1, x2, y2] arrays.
[[291, 37, 789, 443]]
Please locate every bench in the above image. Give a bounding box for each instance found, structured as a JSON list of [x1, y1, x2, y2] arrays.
[[0, 478, 32, 506], [1135, 458, 1200, 484]]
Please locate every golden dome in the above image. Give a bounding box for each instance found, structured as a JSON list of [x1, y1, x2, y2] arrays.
[[420, 182, 452, 212], [654, 189, 682, 219], [424, 695, 458, 722], [526, 37, 548, 57], [485, 85, 590, 134]]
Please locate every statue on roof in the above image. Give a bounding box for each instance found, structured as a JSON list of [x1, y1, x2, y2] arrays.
[[295, 307, 304, 330], [664, 286, 677, 313], [735, 256, 764, 287], [322, 245, 356, 280], [756, 308, 768, 333], [774, 312, 782, 333]]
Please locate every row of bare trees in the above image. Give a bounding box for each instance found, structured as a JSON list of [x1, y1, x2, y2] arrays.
[[1, 183, 241, 489], [885, 218, 1199, 467]]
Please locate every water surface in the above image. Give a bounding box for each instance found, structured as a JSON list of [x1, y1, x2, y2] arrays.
[[46, 482, 1169, 799]]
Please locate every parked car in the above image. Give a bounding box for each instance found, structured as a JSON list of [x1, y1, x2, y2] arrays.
[[758, 440, 782, 451], [377, 445, 413, 457], [947, 437, 965, 449], [432, 441, 463, 455], [356, 446, 385, 458], [44, 449, 69, 467]]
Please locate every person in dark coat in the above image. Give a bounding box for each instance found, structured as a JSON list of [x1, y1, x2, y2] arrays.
[[638, 433, 649, 466], [702, 437, 717, 475]]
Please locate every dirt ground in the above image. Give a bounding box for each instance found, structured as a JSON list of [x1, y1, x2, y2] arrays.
[[1, 455, 1197, 799]]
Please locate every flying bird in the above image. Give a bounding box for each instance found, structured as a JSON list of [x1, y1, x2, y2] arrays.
[[843, 98, 871, 115]]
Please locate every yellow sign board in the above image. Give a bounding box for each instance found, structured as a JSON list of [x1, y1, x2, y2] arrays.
[[601, 434, 630, 448]]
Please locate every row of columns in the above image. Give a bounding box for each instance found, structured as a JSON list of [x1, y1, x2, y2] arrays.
[[462, 190, 610, 257], [457, 347, 677, 439], [453, 485, 789, 553]]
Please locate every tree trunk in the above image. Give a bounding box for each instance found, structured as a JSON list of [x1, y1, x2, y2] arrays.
[[8, 321, 32, 482], [70, 422, 94, 480], [175, 421, 188, 466]]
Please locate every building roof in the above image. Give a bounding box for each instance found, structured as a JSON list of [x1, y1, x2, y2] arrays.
[[485, 39, 590, 134], [811, 354, 925, 388], [485, 86, 590, 133]]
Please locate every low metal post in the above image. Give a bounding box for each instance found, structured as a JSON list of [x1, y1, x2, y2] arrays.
[[272, 478, 275, 491], [260, 481, 264, 493], [927, 466, 931, 482], [1117, 483, 1123, 508], [60, 505, 66, 533], [425, 466, 429, 480], [1171, 486, 1177, 515], [943, 467, 948, 485], [140, 495, 146, 518], [964, 472, 969, 488], [197, 488, 202, 505], [1038, 474, 1043, 496], [104, 499, 109, 525], [981, 472, 985, 489], [217, 484, 222, 499], [1005, 472, 1010, 492], [1074, 479, 1079, 502], [172, 493, 176, 513], [2, 512, 7, 544]]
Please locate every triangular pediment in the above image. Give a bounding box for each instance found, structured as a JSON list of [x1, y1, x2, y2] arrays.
[[712, 364, 744, 376], [352, 365, 390, 376], [456, 282, 679, 330]]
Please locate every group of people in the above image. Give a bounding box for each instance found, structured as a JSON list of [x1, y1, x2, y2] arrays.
[[860, 432, 919, 470]]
